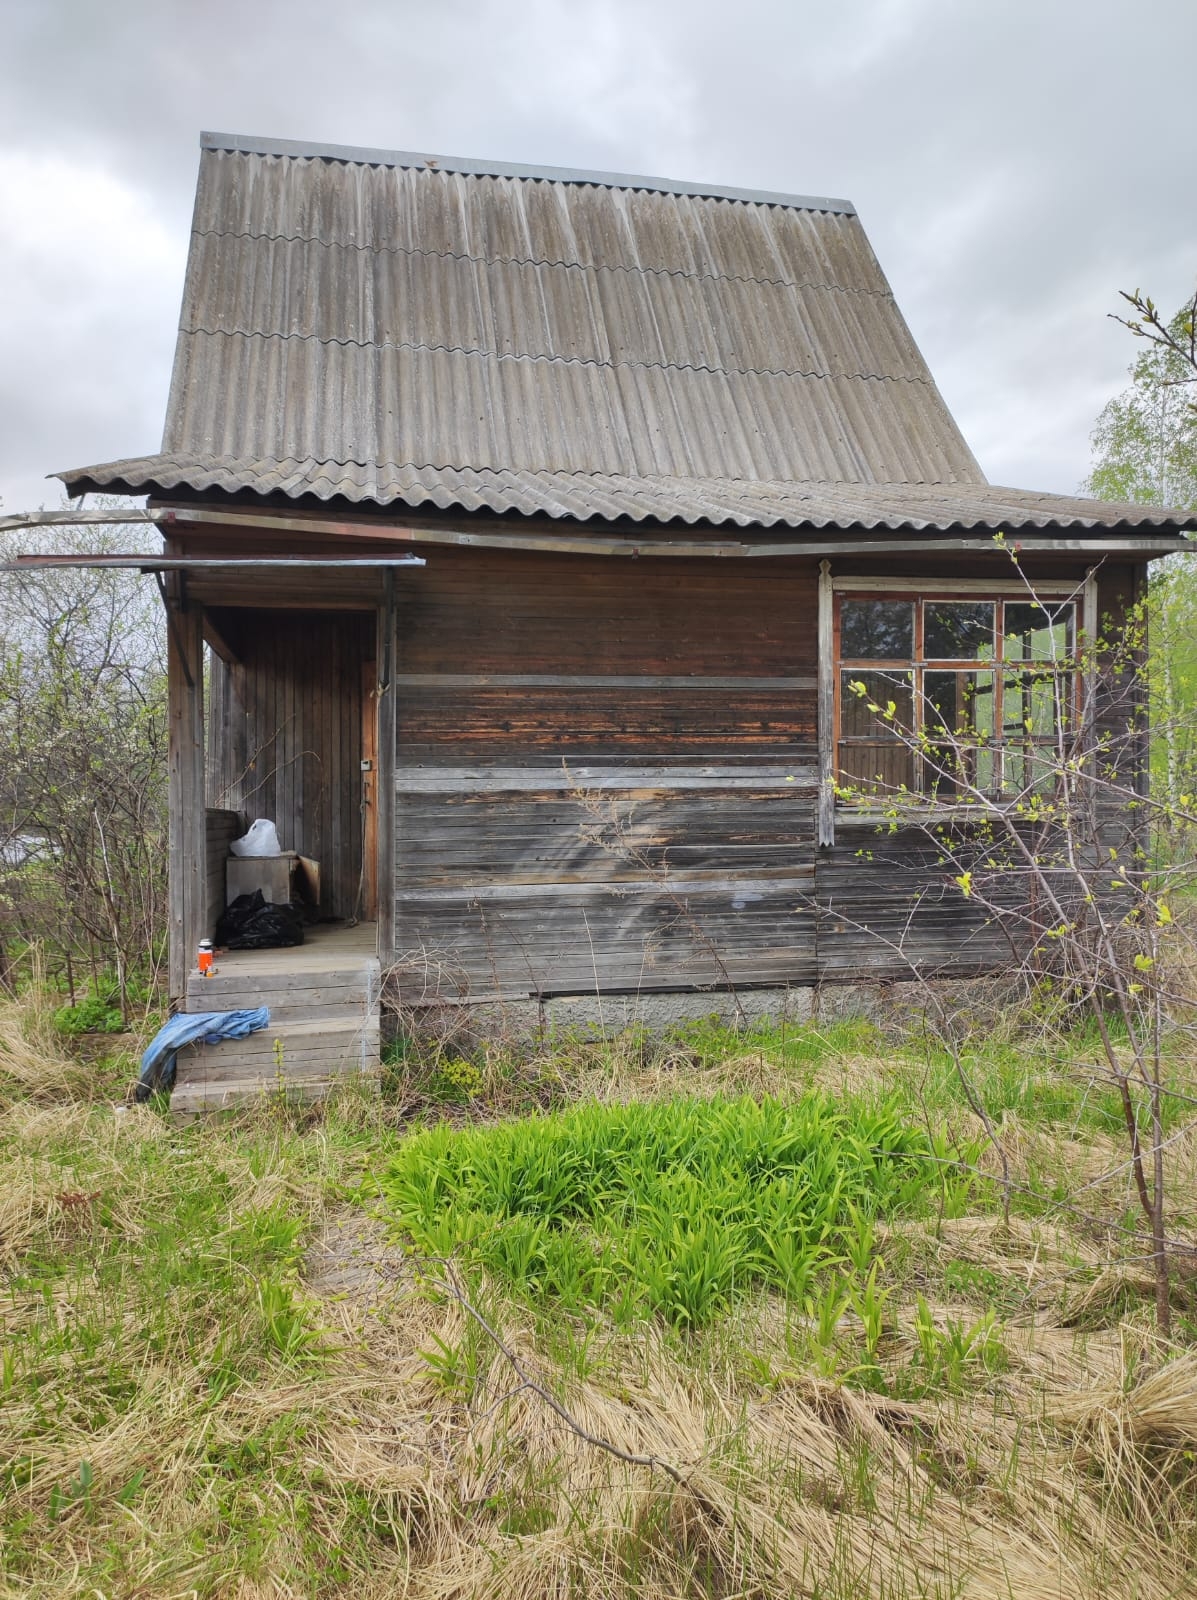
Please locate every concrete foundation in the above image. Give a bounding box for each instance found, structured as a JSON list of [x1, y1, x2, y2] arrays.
[[389, 970, 1024, 1050], [541, 987, 812, 1036]]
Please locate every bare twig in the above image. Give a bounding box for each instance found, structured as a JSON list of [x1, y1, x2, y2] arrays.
[[419, 1258, 705, 1496]]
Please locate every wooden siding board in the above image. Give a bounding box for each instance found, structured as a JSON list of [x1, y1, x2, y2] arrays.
[[394, 551, 818, 677], [814, 825, 1013, 979], [391, 887, 818, 999], [396, 787, 816, 886]]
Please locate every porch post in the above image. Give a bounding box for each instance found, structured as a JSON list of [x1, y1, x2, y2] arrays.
[[375, 573, 396, 962], [166, 578, 205, 1003]]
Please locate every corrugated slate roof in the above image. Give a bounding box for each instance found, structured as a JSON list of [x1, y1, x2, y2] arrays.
[[54, 133, 1193, 535], [58, 455, 1190, 533]]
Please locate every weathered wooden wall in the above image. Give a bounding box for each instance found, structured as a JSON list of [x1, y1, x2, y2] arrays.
[[173, 513, 1149, 1001], [390, 549, 821, 999], [387, 548, 1146, 1001], [206, 609, 374, 921]]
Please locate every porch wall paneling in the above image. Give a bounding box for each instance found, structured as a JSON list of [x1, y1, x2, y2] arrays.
[[205, 609, 375, 921]]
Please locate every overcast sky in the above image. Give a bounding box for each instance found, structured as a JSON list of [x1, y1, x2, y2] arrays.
[[1, 0, 1194, 514]]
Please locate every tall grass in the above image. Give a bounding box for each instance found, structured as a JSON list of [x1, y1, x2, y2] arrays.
[[381, 1092, 972, 1327], [2, 988, 1195, 1597]]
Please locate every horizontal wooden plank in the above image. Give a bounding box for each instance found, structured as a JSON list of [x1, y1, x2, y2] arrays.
[[177, 1049, 380, 1082], [394, 687, 815, 758], [391, 882, 818, 999], [177, 1019, 379, 1067], [394, 550, 818, 679], [186, 997, 377, 1024], [190, 968, 376, 994], [394, 764, 819, 793], [172, 1074, 380, 1116], [195, 1000, 376, 1020], [396, 786, 816, 888], [395, 874, 816, 904], [393, 673, 817, 691], [830, 576, 1081, 595]]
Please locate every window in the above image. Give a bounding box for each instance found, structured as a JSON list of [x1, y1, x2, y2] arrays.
[[835, 594, 1076, 800]]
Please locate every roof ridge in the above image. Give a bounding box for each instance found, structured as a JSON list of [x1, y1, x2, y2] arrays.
[[200, 131, 857, 216]]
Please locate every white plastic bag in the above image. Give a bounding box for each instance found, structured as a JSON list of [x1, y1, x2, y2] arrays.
[[229, 818, 282, 857]]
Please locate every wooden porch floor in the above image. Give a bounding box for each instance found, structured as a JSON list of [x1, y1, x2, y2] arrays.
[[190, 918, 378, 981], [173, 921, 381, 1114]]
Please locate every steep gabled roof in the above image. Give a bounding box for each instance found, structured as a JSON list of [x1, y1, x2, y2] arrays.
[[55, 133, 1190, 535]]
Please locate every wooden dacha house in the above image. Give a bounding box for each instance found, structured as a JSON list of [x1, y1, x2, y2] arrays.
[[38, 132, 1195, 1106]]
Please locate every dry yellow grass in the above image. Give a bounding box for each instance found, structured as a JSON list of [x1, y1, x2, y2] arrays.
[[1, 991, 1196, 1597]]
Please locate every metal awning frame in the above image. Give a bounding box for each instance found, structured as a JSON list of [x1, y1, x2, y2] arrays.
[[1, 555, 426, 571]]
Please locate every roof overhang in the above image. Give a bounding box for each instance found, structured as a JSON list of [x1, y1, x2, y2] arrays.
[[46, 459, 1197, 545], [3, 504, 1190, 562]]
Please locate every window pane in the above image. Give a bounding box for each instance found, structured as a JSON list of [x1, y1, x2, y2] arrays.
[[923, 601, 994, 660], [840, 600, 913, 659], [840, 670, 913, 737], [838, 742, 916, 794], [924, 670, 996, 738], [923, 743, 999, 799], [1004, 602, 1074, 662], [1003, 671, 1068, 740], [1004, 747, 1056, 796]]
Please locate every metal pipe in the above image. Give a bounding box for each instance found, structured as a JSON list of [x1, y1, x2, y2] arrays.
[[1, 555, 425, 570]]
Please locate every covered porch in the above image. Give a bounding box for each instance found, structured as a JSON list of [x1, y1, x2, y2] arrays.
[[161, 543, 415, 1106]]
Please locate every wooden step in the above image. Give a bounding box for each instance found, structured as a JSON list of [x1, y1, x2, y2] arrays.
[[185, 966, 380, 1024], [171, 1072, 379, 1117], [172, 1016, 380, 1114]]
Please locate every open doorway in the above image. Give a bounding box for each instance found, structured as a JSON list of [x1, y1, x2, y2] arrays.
[[204, 608, 378, 931]]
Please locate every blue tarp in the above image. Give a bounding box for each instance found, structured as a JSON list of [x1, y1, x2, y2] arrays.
[[135, 1008, 271, 1101]]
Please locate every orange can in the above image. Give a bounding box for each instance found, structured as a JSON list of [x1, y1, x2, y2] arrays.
[[197, 939, 215, 976]]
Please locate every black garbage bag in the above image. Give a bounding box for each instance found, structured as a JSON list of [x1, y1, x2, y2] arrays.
[[215, 890, 305, 950]]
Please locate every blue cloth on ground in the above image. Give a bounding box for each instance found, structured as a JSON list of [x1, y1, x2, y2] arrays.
[[135, 1008, 271, 1101]]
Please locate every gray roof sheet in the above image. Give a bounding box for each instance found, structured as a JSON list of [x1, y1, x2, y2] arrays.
[[196, 131, 859, 215], [56, 454, 1194, 533], [53, 134, 1190, 536]]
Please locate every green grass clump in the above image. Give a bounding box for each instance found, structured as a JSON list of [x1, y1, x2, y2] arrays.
[[52, 991, 127, 1035], [381, 1091, 963, 1327]]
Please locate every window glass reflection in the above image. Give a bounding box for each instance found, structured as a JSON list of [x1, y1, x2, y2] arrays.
[[925, 671, 996, 738], [1003, 603, 1074, 662], [840, 600, 913, 660], [1003, 672, 1066, 740], [924, 602, 994, 660]]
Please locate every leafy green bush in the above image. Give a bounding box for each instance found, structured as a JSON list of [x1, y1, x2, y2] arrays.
[[53, 992, 126, 1035], [381, 1092, 961, 1328]]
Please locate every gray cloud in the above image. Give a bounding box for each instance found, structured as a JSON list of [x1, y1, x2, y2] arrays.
[[2, 0, 1194, 512]]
